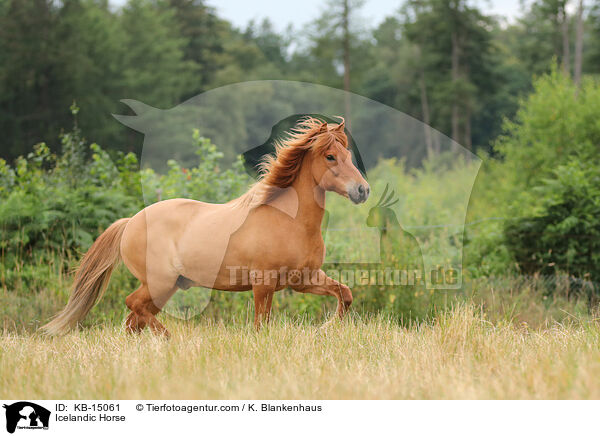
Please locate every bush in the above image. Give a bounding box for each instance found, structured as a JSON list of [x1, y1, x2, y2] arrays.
[[504, 159, 600, 297], [492, 70, 600, 294], [140, 130, 250, 204], [0, 107, 252, 330]]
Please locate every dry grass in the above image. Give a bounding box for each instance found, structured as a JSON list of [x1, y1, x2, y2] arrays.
[[1, 305, 599, 399]]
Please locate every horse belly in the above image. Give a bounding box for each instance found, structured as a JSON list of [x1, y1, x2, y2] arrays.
[[121, 199, 213, 285], [177, 205, 252, 289]]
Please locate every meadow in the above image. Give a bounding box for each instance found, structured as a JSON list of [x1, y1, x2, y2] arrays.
[[2, 305, 599, 399], [1, 72, 599, 400]]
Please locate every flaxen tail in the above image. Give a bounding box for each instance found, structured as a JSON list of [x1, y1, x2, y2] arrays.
[[41, 218, 130, 335]]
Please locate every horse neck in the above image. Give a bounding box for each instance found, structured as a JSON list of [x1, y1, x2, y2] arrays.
[[291, 156, 325, 232]]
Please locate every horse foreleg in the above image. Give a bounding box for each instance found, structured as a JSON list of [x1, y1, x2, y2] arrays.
[[252, 284, 275, 330], [292, 269, 353, 322]]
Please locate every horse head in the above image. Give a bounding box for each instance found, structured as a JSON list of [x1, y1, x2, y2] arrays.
[[258, 117, 370, 205], [307, 118, 370, 204]]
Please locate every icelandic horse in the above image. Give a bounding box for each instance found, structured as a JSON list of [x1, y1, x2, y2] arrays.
[[42, 117, 370, 336]]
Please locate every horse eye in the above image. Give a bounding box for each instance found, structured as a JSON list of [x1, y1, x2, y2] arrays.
[[326, 154, 336, 161]]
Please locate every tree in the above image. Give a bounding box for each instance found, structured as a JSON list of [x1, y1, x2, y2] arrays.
[[0, 0, 59, 157], [0, 0, 201, 160], [166, 0, 230, 94], [55, 0, 125, 150], [295, 0, 369, 119], [342, 0, 351, 117], [119, 0, 194, 108], [245, 18, 290, 74], [513, 0, 572, 76], [574, 0, 584, 87], [561, 0, 570, 76], [403, 0, 496, 150]]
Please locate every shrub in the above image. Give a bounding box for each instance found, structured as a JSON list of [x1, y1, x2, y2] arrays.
[[492, 70, 600, 295], [504, 159, 600, 297]]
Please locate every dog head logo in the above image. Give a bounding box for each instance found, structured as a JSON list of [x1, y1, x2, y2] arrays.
[[3, 402, 50, 433], [113, 80, 480, 297]]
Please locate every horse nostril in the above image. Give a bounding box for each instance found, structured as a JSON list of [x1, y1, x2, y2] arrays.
[[358, 185, 364, 196], [366, 186, 370, 196]]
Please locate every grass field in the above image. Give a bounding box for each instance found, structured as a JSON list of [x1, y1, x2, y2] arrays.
[[1, 305, 599, 400]]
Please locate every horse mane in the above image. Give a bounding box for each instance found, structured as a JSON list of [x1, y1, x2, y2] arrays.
[[259, 117, 348, 188], [232, 117, 348, 210]]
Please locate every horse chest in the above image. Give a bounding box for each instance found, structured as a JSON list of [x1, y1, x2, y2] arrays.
[[287, 231, 325, 270]]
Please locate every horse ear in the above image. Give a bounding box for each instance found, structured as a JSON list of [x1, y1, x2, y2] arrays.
[[318, 122, 328, 134], [335, 119, 345, 131]]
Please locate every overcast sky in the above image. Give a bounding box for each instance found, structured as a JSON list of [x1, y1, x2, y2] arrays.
[[109, 0, 524, 31]]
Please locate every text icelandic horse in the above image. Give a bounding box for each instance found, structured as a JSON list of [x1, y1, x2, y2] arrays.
[[42, 117, 370, 336]]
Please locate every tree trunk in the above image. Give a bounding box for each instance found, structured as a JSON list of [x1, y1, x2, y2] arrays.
[[342, 0, 351, 123], [561, 2, 570, 77], [451, 31, 460, 148], [416, 46, 434, 159], [465, 105, 472, 152], [464, 63, 472, 152], [419, 71, 434, 159], [574, 0, 584, 89]]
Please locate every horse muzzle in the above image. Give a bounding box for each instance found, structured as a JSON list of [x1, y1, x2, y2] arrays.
[[348, 182, 370, 204]]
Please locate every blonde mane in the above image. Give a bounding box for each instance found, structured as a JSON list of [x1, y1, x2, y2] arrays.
[[233, 117, 348, 209]]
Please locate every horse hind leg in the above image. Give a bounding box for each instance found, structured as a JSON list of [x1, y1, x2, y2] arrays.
[[124, 285, 153, 335], [125, 283, 176, 338], [125, 311, 145, 334]]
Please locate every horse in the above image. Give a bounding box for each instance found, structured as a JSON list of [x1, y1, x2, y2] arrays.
[[42, 117, 370, 336]]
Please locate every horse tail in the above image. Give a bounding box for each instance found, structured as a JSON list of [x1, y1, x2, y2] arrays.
[[41, 218, 130, 335]]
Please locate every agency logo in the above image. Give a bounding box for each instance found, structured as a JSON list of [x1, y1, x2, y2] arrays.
[[2, 402, 50, 434], [113, 80, 480, 318]]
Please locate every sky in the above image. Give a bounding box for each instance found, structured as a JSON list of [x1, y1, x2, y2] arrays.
[[210, 0, 522, 30], [110, 0, 524, 31]]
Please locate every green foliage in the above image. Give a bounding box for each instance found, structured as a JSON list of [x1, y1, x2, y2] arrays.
[[0, 106, 260, 329], [510, 0, 569, 77], [401, 0, 499, 146], [504, 159, 600, 296], [2, 0, 584, 164], [119, 0, 196, 107], [141, 130, 250, 204], [2, 80, 599, 329], [463, 70, 600, 294], [494, 68, 600, 203], [0, 116, 140, 264], [3, 0, 600, 330], [0, 0, 197, 160]]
